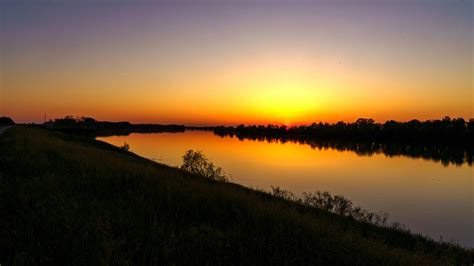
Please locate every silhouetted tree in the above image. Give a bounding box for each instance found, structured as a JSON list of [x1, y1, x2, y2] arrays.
[[0, 117, 15, 126]]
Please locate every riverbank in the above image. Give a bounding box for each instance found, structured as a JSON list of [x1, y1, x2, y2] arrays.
[[0, 126, 471, 265]]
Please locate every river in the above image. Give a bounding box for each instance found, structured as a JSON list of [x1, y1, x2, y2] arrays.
[[98, 130, 473, 247]]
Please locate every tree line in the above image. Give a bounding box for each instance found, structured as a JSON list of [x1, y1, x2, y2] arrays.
[[214, 117, 473, 145], [43, 116, 185, 136], [212, 117, 473, 166]]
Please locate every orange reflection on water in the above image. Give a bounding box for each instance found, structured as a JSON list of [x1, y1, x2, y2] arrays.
[[98, 131, 473, 247]]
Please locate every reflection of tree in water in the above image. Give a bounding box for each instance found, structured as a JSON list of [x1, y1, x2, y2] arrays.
[[303, 140, 470, 167], [217, 134, 471, 166]]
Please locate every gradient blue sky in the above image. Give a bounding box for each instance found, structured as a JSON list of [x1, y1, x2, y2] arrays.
[[1, 0, 472, 125]]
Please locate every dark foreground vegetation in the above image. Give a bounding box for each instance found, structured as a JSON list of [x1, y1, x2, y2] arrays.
[[0, 127, 472, 265], [182, 150, 390, 227], [43, 116, 184, 136], [213, 117, 473, 166]]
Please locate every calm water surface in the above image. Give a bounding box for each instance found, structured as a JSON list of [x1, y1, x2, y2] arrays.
[[98, 131, 473, 247]]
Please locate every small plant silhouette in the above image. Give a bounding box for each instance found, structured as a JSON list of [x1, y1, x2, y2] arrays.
[[120, 142, 130, 151], [181, 150, 227, 182]]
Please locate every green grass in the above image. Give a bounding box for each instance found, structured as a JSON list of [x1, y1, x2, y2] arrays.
[[0, 126, 472, 265]]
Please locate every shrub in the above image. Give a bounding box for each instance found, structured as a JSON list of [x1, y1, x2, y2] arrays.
[[272, 187, 390, 227], [181, 150, 227, 181], [120, 142, 130, 151], [270, 186, 299, 202]]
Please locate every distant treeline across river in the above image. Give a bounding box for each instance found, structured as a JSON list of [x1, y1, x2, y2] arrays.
[[44, 116, 473, 166], [211, 117, 473, 144], [208, 117, 473, 166], [43, 116, 185, 137]]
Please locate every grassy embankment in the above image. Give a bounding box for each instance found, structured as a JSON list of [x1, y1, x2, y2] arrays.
[[0, 126, 472, 265]]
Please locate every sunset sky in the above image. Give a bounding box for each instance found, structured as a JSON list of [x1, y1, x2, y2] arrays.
[[1, 0, 472, 125]]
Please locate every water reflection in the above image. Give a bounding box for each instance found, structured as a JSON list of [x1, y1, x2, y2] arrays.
[[97, 131, 473, 247], [213, 132, 472, 167]]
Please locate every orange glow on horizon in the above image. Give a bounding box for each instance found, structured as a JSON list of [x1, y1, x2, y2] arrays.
[[2, 3, 471, 125], [4, 54, 471, 126]]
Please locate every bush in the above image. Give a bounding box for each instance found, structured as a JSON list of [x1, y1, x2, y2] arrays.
[[272, 187, 389, 227], [270, 186, 298, 202], [120, 142, 130, 151], [181, 150, 227, 181]]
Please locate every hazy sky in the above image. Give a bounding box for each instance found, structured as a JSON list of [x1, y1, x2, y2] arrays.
[[1, 0, 472, 125]]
